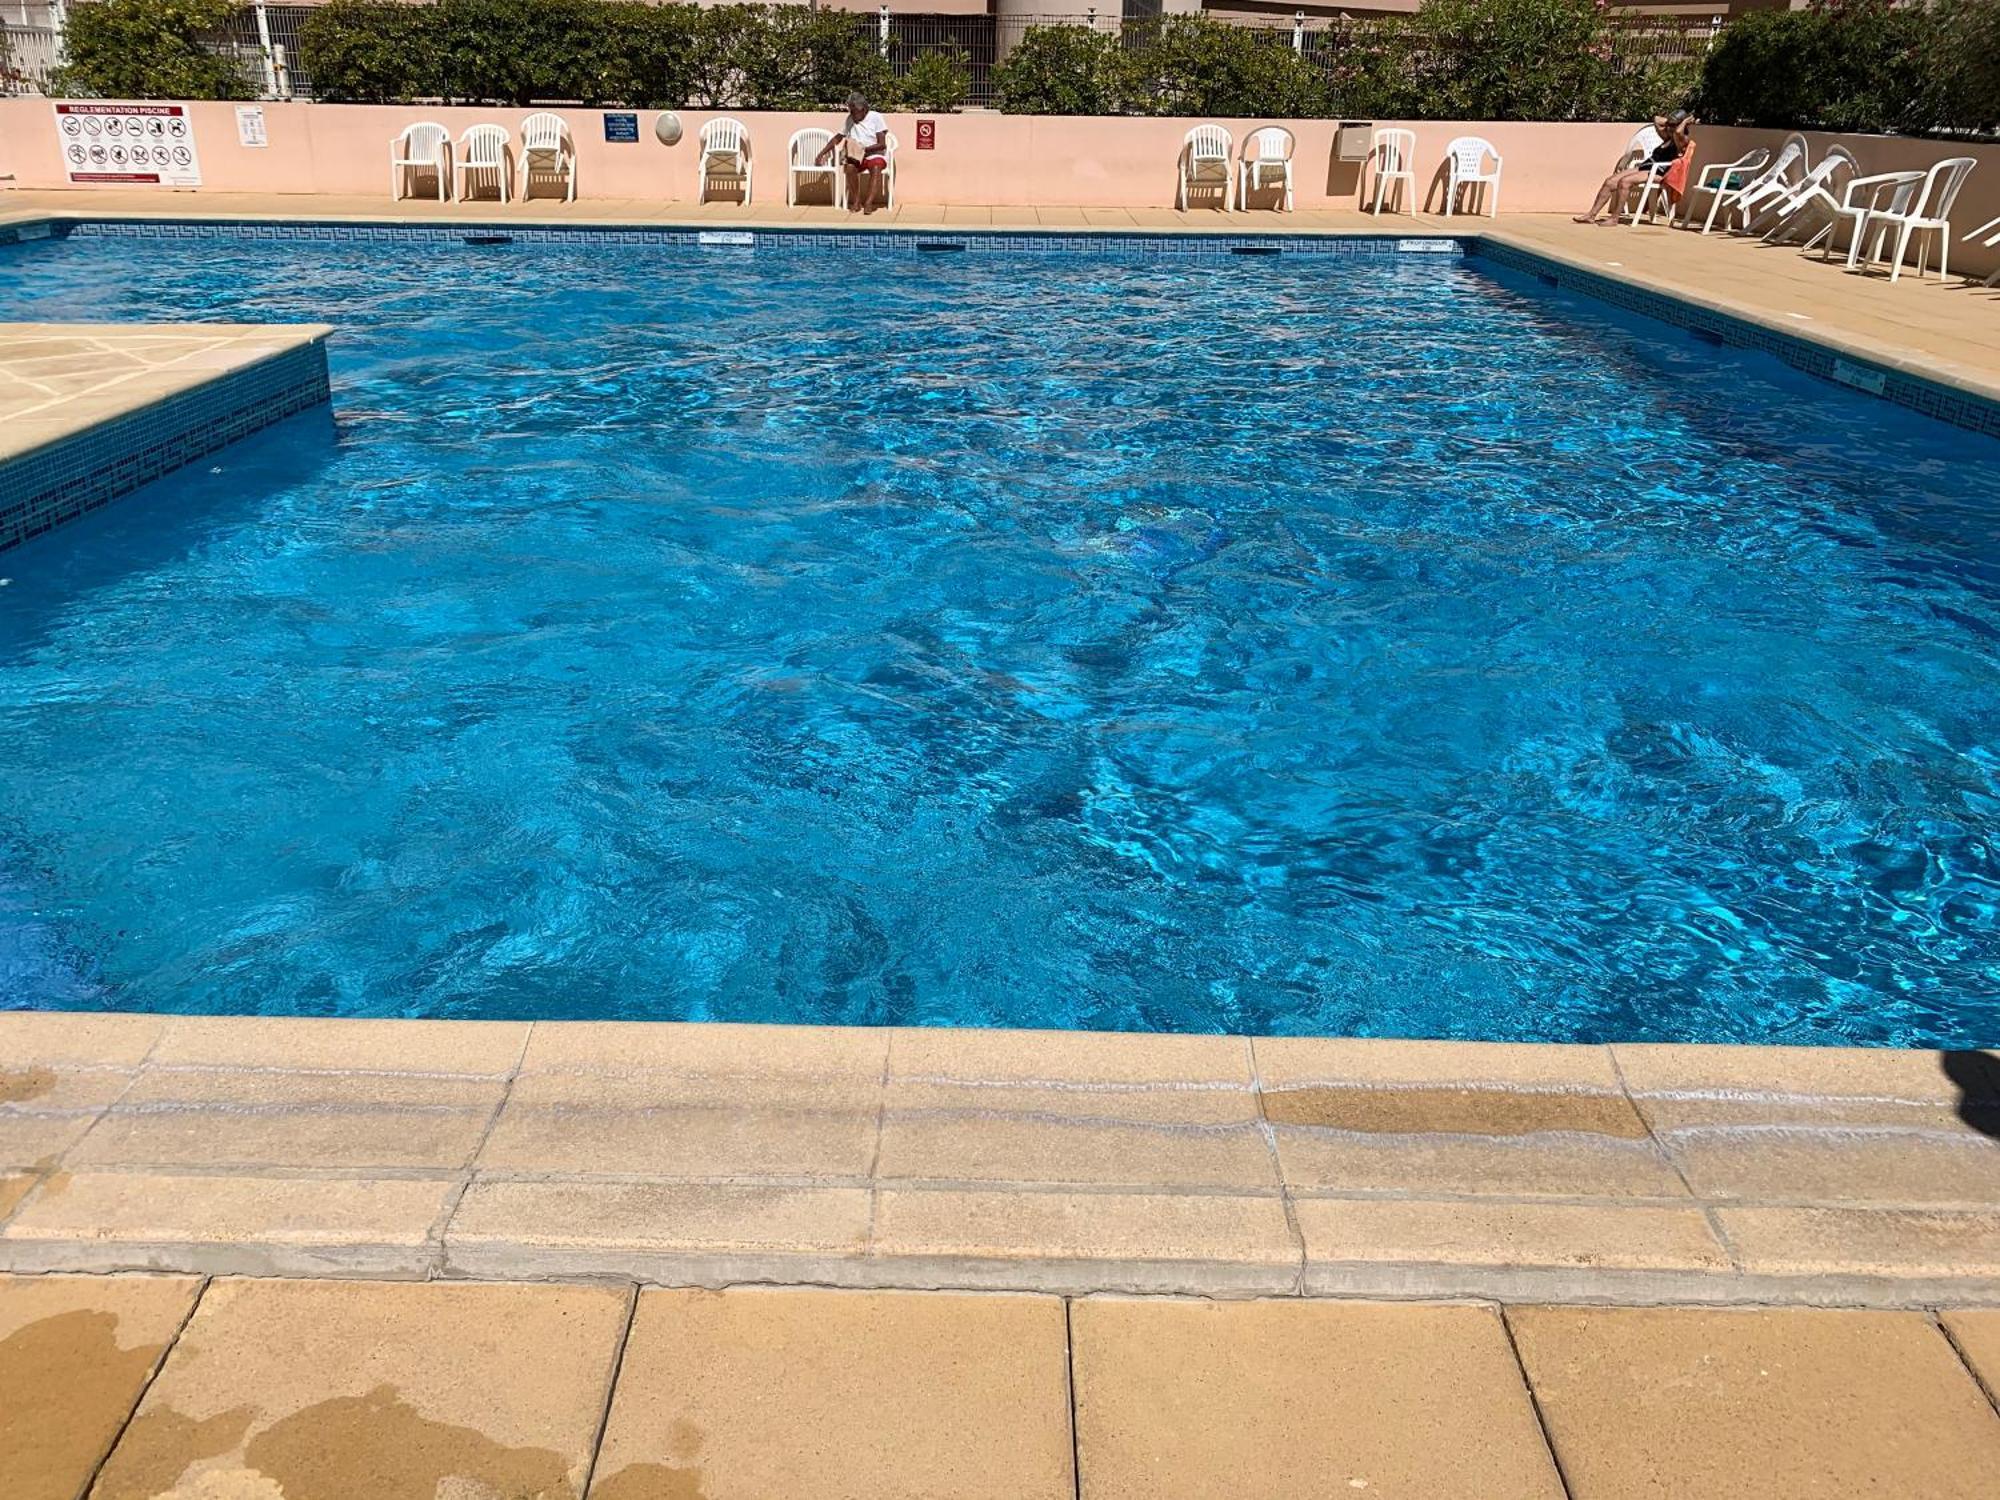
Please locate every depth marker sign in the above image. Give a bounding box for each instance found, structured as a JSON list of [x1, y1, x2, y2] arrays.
[[53, 102, 203, 187]]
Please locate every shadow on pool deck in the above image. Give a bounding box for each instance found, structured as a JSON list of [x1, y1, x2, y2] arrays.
[[1941, 1050, 2000, 1141]]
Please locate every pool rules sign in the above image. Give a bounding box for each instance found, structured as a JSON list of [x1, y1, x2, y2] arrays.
[[53, 102, 202, 187]]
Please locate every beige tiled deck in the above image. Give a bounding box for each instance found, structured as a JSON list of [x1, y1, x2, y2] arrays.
[[7, 1273, 2000, 1500], [4, 1013, 1998, 1306], [0, 322, 333, 465]]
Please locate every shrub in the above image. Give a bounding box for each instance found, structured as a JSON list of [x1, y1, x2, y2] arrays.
[[730, 6, 891, 110], [1135, 16, 1330, 119], [894, 47, 971, 113], [297, 0, 440, 104], [992, 25, 1136, 115], [1698, 2, 1938, 134], [51, 0, 254, 101], [1927, 0, 2000, 134]]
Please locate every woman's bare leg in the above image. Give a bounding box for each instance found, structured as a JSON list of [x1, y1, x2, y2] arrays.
[[1575, 175, 1619, 223]]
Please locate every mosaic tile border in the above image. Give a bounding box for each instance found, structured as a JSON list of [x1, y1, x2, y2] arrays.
[[1470, 237, 2000, 441], [54, 218, 1460, 259], [0, 339, 331, 554]]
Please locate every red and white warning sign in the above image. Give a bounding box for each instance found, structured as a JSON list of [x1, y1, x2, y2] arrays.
[[53, 102, 202, 187]]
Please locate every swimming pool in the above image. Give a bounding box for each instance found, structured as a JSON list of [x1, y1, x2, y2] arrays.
[[4, 226, 1999, 1046]]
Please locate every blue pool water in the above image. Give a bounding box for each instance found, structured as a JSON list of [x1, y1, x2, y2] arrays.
[[4, 231, 2000, 1045]]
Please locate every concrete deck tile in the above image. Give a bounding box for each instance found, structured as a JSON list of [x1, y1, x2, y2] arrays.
[[876, 1079, 1278, 1191], [0, 1172, 451, 1275], [0, 1065, 134, 1168], [1272, 1128, 1688, 1199], [891, 1026, 1251, 1085], [1716, 1206, 2000, 1277], [0, 1272, 202, 1500], [89, 1277, 627, 1500], [1509, 1306, 2000, 1499], [1296, 1198, 1731, 1280], [1652, 1120, 2000, 1206], [520, 1019, 888, 1078], [478, 1071, 879, 1178], [0, 1011, 166, 1067], [1071, 1297, 1563, 1500], [66, 1070, 504, 1172], [870, 1187, 1298, 1294], [1255, 1035, 1621, 1091], [589, 1288, 1072, 1500], [1612, 1042, 1976, 1104], [445, 1181, 871, 1279], [148, 1014, 528, 1075], [1939, 1310, 2000, 1405], [0, 1174, 34, 1222]]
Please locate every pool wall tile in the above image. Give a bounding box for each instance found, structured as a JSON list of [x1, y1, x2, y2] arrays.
[[0, 336, 331, 554]]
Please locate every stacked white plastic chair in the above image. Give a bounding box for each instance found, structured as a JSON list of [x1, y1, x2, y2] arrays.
[[390, 122, 452, 202], [787, 128, 839, 206], [1964, 213, 2000, 287], [1857, 157, 1978, 282], [1237, 127, 1295, 212], [1701, 134, 1805, 234], [1368, 127, 1415, 215], [1441, 136, 1501, 217], [1177, 124, 1233, 212], [1753, 146, 1858, 243], [457, 124, 510, 203], [520, 112, 576, 202], [1673, 146, 1770, 228], [699, 117, 752, 205]]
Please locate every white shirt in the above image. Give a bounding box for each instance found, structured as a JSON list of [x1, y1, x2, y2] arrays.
[[844, 111, 888, 152]]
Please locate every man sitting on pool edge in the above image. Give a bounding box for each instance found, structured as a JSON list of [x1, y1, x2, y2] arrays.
[[817, 93, 891, 214]]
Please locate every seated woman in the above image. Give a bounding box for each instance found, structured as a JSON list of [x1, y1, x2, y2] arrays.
[[817, 93, 891, 215], [1575, 112, 1693, 225]]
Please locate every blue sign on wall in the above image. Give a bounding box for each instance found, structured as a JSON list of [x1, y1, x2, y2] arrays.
[[603, 112, 640, 143]]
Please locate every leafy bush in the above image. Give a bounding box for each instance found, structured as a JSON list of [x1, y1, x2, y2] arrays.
[[1698, 2, 1938, 134], [297, 1, 438, 104], [894, 47, 971, 113], [52, 0, 255, 101], [992, 26, 1136, 115], [1138, 17, 1329, 118], [1926, 0, 2000, 134], [729, 6, 890, 109]]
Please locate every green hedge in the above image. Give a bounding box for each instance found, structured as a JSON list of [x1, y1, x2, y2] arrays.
[[997, 5, 1692, 121], [52, 0, 255, 101], [1699, 0, 1999, 136]]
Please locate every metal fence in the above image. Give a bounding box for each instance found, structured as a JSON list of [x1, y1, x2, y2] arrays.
[[1, 4, 1725, 106]]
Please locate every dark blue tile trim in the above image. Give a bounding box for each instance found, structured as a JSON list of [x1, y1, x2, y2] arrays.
[[0, 340, 331, 554], [1468, 237, 2000, 441]]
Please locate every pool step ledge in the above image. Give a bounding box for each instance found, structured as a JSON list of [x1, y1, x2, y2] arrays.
[[2, 1013, 1997, 1308]]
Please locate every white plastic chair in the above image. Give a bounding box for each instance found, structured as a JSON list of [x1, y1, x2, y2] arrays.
[[1753, 145, 1858, 243], [1803, 169, 1925, 266], [699, 117, 752, 205], [456, 124, 510, 203], [1368, 127, 1415, 215], [520, 112, 575, 202], [787, 127, 839, 206], [1703, 134, 1806, 235], [1618, 123, 1663, 172], [1674, 146, 1770, 228], [1441, 136, 1501, 217], [1857, 157, 1978, 283], [390, 122, 452, 202], [1964, 213, 2000, 287], [1176, 124, 1232, 213], [878, 130, 899, 210], [1237, 126, 1294, 212]]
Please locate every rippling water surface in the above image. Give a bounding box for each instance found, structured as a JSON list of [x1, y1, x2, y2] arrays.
[[4, 234, 1999, 1044]]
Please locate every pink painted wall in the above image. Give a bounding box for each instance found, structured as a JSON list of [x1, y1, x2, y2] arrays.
[[0, 99, 1642, 213]]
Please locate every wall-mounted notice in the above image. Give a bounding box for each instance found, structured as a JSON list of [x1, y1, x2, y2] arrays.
[[53, 102, 202, 187], [915, 120, 936, 151], [236, 105, 267, 148], [603, 112, 639, 143]]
